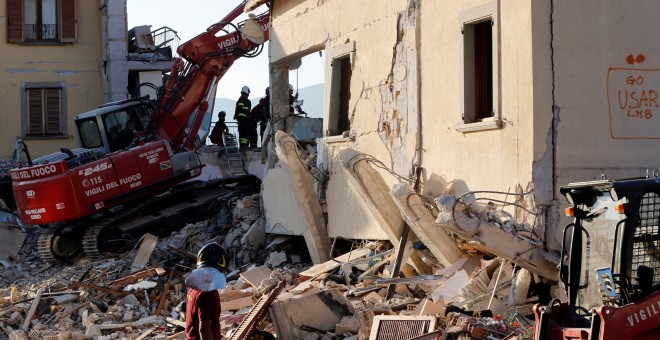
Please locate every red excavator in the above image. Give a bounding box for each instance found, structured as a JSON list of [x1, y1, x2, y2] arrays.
[[533, 176, 660, 339], [10, 1, 269, 263]]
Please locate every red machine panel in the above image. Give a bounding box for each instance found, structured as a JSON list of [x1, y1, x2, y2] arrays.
[[71, 158, 122, 212], [10, 142, 175, 225], [11, 162, 78, 223]]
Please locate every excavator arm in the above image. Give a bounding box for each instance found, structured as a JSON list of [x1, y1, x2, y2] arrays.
[[142, 1, 270, 152]]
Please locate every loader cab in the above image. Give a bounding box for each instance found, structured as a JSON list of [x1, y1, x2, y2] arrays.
[[75, 97, 153, 154], [533, 176, 660, 338]]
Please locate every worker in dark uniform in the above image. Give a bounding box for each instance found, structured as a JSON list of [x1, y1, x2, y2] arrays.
[[185, 243, 228, 340], [114, 119, 136, 151], [250, 87, 270, 145], [289, 84, 298, 115], [209, 111, 228, 146], [234, 86, 252, 148]]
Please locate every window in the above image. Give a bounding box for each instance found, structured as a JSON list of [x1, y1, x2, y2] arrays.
[[458, 1, 501, 132], [77, 119, 102, 148], [7, 0, 77, 43], [326, 42, 355, 137], [21, 82, 67, 138]]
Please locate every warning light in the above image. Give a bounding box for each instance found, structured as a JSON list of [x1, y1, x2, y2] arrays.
[[565, 206, 575, 217], [615, 203, 625, 214]]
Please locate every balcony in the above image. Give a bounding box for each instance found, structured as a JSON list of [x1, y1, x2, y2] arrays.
[[24, 24, 57, 42], [128, 25, 180, 62]]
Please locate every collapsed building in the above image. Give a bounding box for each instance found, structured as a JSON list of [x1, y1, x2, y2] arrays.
[[2, 0, 660, 338], [257, 0, 660, 282], [249, 0, 660, 337]]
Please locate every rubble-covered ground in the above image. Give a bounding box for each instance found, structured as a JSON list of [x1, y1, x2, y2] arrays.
[[0, 191, 542, 340]]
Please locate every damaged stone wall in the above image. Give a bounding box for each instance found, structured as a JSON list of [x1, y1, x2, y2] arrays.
[[377, 0, 420, 177]]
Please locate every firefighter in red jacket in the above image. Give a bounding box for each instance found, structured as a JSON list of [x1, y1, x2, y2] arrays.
[[185, 243, 228, 340], [234, 86, 252, 148]]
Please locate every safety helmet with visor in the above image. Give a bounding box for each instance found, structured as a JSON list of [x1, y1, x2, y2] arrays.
[[196, 242, 228, 272]]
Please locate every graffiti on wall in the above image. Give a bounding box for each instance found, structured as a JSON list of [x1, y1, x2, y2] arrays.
[[607, 63, 660, 139]]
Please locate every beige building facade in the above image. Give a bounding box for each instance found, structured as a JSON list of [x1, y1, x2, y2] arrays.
[[262, 0, 660, 254], [1, 0, 103, 157], [0, 0, 173, 159]]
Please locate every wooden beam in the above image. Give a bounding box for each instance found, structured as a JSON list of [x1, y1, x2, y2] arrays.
[[22, 287, 45, 332], [155, 270, 175, 316], [69, 282, 130, 296], [107, 267, 166, 288]]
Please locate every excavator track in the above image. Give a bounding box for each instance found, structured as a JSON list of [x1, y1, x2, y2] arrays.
[[82, 202, 148, 260], [37, 224, 82, 264], [39, 175, 261, 264]]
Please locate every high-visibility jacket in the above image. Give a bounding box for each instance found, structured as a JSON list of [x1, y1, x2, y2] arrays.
[[234, 95, 252, 121]]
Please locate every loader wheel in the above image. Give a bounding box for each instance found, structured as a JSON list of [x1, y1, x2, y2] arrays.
[[37, 228, 82, 264]]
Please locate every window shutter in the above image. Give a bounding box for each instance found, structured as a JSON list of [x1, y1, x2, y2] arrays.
[[60, 0, 77, 42], [45, 89, 62, 134], [27, 89, 44, 135], [7, 0, 23, 43]]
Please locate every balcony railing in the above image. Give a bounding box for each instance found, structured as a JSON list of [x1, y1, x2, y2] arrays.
[[24, 24, 57, 41]]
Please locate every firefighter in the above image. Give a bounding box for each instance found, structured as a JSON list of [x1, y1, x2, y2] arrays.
[[234, 86, 252, 148], [289, 84, 298, 114], [209, 111, 228, 146], [185, 242, 228, 340], [250, 87, 270, 144]]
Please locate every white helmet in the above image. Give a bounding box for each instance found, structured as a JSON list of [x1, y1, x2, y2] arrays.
[[241, 86, 251, 94], [288, 84, 294, 91]]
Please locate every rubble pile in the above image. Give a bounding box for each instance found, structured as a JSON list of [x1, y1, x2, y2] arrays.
[[0, 182, 554, 339]]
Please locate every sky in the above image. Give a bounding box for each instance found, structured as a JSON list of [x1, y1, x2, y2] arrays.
[[127, 0, 325, 100]]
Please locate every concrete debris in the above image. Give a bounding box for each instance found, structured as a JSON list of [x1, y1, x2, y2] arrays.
[[434, 193, 559, 280], [0, 165, 559, 339]]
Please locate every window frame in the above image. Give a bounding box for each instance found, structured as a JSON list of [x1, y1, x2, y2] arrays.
[[20, 82, 68, 139], [456, 0, 502, 133], [6, 0, 77, 44], [325, 41, 355, 137]]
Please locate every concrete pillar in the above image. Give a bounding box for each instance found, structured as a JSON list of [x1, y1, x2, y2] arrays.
[[339, 148, 431, 275], [273, 130, 330, 264]]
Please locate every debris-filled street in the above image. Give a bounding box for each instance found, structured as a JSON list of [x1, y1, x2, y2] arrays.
[[0, 174, 549, 340], [2, 0, 660, 339]]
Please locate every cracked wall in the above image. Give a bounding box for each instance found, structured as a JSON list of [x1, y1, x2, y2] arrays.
[[377, 0, 419, 177]]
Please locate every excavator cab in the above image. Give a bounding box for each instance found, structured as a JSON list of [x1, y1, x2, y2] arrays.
[[75, 96, 153, 153], [533, 176, 660, 339]]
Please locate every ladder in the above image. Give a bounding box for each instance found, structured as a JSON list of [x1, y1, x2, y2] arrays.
[[221, 133, 245, 175]]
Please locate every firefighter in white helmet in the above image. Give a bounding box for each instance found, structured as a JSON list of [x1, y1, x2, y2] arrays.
[[234, 86, 252, 148]]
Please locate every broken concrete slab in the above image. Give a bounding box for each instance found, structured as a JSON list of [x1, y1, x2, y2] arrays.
[[435, 201, 559, 280], [270, 289, 354, 339], [298, 248, 371, 280], [0, 224, 26, 260], [410, 298, 445, 316], [266, 251, 287, 267], [430, 270, 468, 304], [239, 265, 272, 289], [240, 218, 266, 249], [222, 295, 254, 311], [390, 183, 463, 267], [131, 233, 159, 272], [339, 148, 431, 275]]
